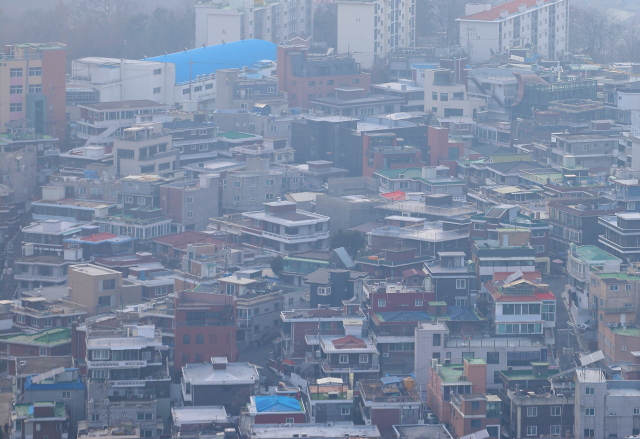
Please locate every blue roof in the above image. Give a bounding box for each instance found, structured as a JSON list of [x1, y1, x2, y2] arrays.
[[378, 311, 432, 322], [380, 377, 402, 385], [447, 306, 481, 321], [145, 40, 277, 84], [254, 396, 303, 413], [25, 369, 85, 391]]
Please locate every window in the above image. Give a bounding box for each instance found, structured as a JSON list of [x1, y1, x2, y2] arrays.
[[153, 69, 162, 75], [10, 68, 23, 77], [187, 197, 193, 204], [188, 211, 193, 218], [10, 103, 23, 112], [473, 223, 484, 230], [183, 334, 191, 345], [626, 284, 632, 290], [341, 407, 350, 415], [16, 314, 25, 324], [153, 87, 161, 94], [90, 187, 102, 195], [317, 287, 331, 296], [78, 187, 87, 195], [551, 406, 561, 416], [527, 407, 537, 417], [471, 401, 480, 410], [526, 426, 537, 436], [142, 432, 153, 438], [193, 86, 202, 92], [196, 335, 204, 344], [101, 279, 116, 291], [359, 354, 368, 363], [535, 245, 545, 253], [15, 422, 21, 432], [62, 391, 71, 399], [487, 352, 499, 364], [585, 408, 595, 416], [137, 413, 153, 421], [10, 85, 22, 94], [286, 418, 295, 424], [206, 83, 213, 90], [91, 415, 100, 422], [456, 279, 466, 289], [440, 93, 449, 101], [124, 196, 133, 203], [584, 429, 594, 438], [137, 197, 146, 205], [585, 387, 595, 395], [470, 420, 481, 428], [610, 285, 619, 291], [42, 318, 52, 328], [433, 334, 441, 346], [234, 181, 241, 188], [266, 179, 275, 186], [487, 427, 499, 437], [634, 408, 640, 415], [415, 299, 423, 307], [550, 425, 560, 435], [378, 299, 386, 307], [308, 81, 315, 86], [265, 194, 274, 200], [339, 354, 348, 364], [432, 92, 438, 100]]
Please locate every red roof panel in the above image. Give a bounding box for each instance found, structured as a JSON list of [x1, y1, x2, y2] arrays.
[[461, 0, 553, 21]]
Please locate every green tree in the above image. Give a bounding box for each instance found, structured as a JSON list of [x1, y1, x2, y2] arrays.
[[270, 255, 284, 276], [330, 231, 365, 259]]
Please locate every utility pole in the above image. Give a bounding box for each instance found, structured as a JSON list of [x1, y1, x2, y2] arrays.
[[464, 26, 475, 65], [189, 55, 193, 101]]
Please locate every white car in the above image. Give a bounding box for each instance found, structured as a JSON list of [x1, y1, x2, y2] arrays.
[[578, 321, 595, 331]]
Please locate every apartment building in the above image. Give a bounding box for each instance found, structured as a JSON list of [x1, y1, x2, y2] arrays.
[[68, 264, 142, 316], [174, 291, 237, 371], [550, 134, 616, 172], [421, 68, 485, 118], [471, 240, 536, 286], [589, 270, 640, 365], [0, 328, 72, 362], [216, 69, 286, 112], [85, 324, 171, 438], [415, 322, 548, 392], [222, 158, 302, 213], [277, 45, 371, 109], [0, 43, 66, 139], [12, 297, 86, 332], [599, 212, 640, 263], [239, 199, 330, 255], [195, 0, 313, 47], [336, 0, 414, 69], [318, 334, 380, 383], [159, 174, 219, 232], [304, 378, 354, 424], [114, 122, 179, 176], [75, 100, 170, 145], [424, 252, 478, 307], [575, 368, 640, 439], [69, 57, 176, 105], [162, 121, 218, 164], [457, 0, 569, 63], [0, 138, 38, 207], [309, 87, 403, 117], [567, 244, 621, 311]]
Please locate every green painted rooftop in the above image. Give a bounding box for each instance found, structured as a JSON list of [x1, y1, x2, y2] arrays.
[[438, 364, 468, 382], [610, 326, 640, 337], [596, 272, 640, 281], [465, 358, 486, 365], [218, 131, 259, 140], [14, 402, 66, 418], [574, 245, 620, 262], [2, 328, 71, 346]]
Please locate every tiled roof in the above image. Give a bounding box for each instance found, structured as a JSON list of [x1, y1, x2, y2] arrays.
[[447, 306, 481, 321], [402, 268, 427, 277], [461, 0, 553, 21], [153, 231, 219, 248], [535, 292, 556, 300], [493, 271, 542, 282], [332, 334, 367, 349], [254, 396, 303, 413], [80, 232, 117, 242], [377, 311, 431, 322], [304, 268, 367, 284]]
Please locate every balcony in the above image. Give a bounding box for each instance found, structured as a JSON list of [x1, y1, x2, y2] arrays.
[[14, 274, 68, 283], [321, 361, 380, 373], [87, 360, 147, 369], [138, 150, 177, 162], [258, 230, 330, 244]]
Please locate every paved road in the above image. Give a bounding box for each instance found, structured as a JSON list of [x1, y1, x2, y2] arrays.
[[544, 275, 579, 372]]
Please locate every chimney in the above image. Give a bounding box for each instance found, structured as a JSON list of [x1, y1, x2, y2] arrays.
[[500, 9, 508, 18]]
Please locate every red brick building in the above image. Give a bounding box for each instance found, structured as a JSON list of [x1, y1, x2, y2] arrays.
[[1, 328, 72, 375], [362, 133, 425, 177], [277, 45, 371, 109], [12, 402, 67, 439], [174, 291, 237, 370], [427, 126, 463, 173]]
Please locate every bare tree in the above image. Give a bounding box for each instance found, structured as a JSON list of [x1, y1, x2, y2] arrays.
[[570, 4, 626, 63]]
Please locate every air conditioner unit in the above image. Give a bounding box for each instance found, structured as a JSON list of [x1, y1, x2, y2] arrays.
[[251, 184, 257, 187], [383, 353, 390, 357]]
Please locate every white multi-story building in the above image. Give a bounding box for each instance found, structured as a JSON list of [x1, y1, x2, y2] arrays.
[[195, 0, 313, 47], [566, 244, 621, 311], [336, 0, 415, 69], [457, 0, 569, 64], [242, 199, 330, 255], [69, 58, 176, 105]]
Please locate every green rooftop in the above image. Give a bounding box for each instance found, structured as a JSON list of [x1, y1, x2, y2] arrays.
[[596, 272, 640, 281], [574, 245, 620, 262], [437, 364, 470, 383], [610, 326, 640, 337], [429, 301, 447, 306], [2, 328, 71, 346], [465, 358, 486, 365]]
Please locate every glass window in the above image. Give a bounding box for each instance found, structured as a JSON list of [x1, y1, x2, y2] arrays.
[[183, 335, 190, 345]]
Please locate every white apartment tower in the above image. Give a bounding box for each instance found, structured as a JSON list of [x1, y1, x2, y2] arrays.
[[336, 0, 415, 69], [457, 0, 569, 64], [195, 0, 313, 47]]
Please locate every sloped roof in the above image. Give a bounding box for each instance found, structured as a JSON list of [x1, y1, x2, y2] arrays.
[[461, 0, 554, 20], [254, 396, 303, 413], [80, 232, 117, 242], [331, 334, 367, 349], [376, 311, 432, 323], [447, 306, 481, 321]]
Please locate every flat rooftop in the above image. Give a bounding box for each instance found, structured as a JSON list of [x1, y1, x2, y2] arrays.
[[182, 361, 259, 385], [70, 264, 119, 276], [171, 406, 228, 426], [249, 423, 380, 439], [79, 100, 167, 111]]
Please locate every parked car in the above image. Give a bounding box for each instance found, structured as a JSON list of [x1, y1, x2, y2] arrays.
[[578, 320, 595, 331]]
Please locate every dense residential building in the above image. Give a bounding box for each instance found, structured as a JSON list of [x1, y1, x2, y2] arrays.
[[1, 43, 67, 139], [215, 69, 286, 112], [567, 244, 621, 311], [309, 87, 404, 117], [420, 67, 485, 118], [11, 402, 68, 439], [305, 268, 367, 308], [12, 297, 86, 332], [424, 251, 478, 306], [75, 100, 170, 145], [84, 324, 171, 439], [159, 174, 220, 232], [0, 328, 72, 362], [114, 122, 179, 176], [550, 134, 617, 171], [362, 133, 425, 177], [174, 290, 237, 371], [471, 240, 536, 286], [457, 0, 569, 63], [277, 45, 371, 109], [195, 0, 312, 47], [336, 0, 415, 69], [599, 212, 640, 263], [304, 378, 354, 424], [181, 357, 260, 415]]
